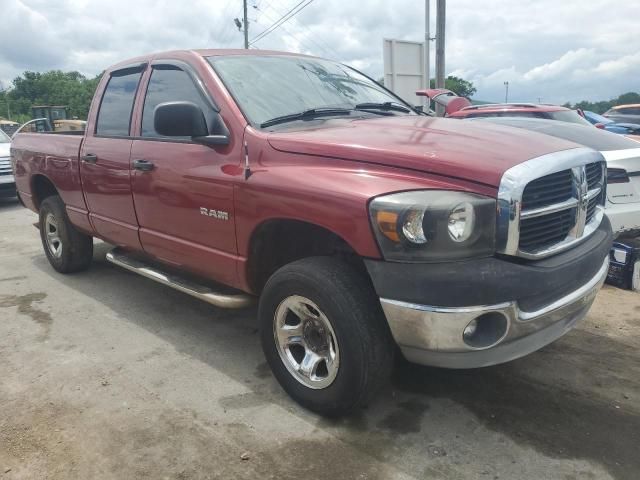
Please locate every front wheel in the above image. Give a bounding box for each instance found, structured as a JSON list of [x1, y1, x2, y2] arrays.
[[259, 257, 394, 416], [39, 195, 93, 273]]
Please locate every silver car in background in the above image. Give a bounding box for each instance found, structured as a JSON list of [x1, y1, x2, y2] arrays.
[[0, 128, 16, 199]]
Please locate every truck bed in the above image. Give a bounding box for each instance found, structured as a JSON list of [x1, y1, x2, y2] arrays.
[[11, 132, 88, 224]]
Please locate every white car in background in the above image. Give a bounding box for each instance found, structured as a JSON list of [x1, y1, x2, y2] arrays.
[[0, 128, 16, 199]]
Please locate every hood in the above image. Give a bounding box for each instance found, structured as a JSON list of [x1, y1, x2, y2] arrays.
[[267, 116, 580, 187]]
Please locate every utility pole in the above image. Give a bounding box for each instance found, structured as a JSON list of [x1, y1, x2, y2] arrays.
[[424, 0, 430, 109], [243, 0, 249, 49], [504, 81, 509, 103], [435, 0, 446, 115]]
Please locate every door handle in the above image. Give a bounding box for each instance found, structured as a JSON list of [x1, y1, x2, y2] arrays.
[[81, 153, 98, 164], [133, 159, 154, 172]]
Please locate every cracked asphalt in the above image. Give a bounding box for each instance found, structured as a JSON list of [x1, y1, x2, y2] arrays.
[[0, 198, 639, 479]]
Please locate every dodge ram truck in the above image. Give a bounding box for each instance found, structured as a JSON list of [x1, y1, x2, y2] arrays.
[[11, 50, 613, 416]]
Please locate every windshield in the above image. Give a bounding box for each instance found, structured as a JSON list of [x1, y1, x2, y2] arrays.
[[0, 129, 10, 143], [547, 110, 593, 126], [209, 55, 414, 127]]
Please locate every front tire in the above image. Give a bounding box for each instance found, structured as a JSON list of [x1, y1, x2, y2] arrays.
[[259, 257, 394, 416], [39, 195, 93, 273]]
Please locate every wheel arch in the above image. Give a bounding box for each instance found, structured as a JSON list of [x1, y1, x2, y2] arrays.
[[244, 218, 370, 294], [31, 174, 59, 210]]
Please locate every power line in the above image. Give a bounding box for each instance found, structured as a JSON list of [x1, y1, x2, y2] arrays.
[[250, 0, 309, 45], [249, 0, 314, 46], [261, 0, 334, 56], [254, 4, 325, 55], [213, 0, 239, 45]]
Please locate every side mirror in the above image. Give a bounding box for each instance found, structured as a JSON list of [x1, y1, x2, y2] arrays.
[[594, 123, 606, 129], [154, 101, 230, 146]]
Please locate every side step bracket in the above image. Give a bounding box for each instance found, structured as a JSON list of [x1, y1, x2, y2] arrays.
[[105, 248, 254, 309]]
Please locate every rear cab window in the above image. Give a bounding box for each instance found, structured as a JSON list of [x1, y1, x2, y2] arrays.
[[95, 68, 143, 136]]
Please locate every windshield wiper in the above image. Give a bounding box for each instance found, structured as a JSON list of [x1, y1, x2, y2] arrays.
[[260, 107, 353, 128], [354, 101, 412, 113]]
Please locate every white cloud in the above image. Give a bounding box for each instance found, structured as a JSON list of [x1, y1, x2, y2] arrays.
[[0, 0, 638, 104]]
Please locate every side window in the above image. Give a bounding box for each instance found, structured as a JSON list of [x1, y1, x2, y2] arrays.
[[141, 66, 215, 138], [95, 69, 142, 136]]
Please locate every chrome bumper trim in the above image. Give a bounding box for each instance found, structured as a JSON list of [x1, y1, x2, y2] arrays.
[[380, 256, 609, 368]]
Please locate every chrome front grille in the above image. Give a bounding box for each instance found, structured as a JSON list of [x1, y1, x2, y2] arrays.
[[497, 148, 607, 260], [0, 157, 12, 176]]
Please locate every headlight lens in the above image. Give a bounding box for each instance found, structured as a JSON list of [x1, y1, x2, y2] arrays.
[[448, 202, 475, 242], [369, 190, 496, 262]]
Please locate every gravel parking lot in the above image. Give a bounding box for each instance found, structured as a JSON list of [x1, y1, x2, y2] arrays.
[[0, 198, 638, 480]]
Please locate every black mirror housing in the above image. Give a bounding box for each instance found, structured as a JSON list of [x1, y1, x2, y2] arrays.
[[154, 101, 209, 137]]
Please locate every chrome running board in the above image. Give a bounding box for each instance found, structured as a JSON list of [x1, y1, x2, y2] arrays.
[[105, 248, 254, 309]]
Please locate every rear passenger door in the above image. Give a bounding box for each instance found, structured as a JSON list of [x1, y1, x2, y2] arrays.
[[129, 61, 239, 286], [80, 65, 145, 249]]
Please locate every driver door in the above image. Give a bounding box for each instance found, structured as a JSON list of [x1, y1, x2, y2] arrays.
[[130, 61, 240, 287]]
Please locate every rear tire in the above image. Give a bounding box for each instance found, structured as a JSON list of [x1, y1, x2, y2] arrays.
[[259, 257, 394, 416], [39, 195, 93, 273]]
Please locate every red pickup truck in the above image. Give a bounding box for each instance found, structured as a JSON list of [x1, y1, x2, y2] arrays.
[[11, 50, 612, 416]]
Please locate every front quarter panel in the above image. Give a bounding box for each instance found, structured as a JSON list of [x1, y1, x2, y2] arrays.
[[234, 134, 495, 289]]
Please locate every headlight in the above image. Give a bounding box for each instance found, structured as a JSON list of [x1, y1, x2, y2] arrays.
[[369, 190, 496, 262]]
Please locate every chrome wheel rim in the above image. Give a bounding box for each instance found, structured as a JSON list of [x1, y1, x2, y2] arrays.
[[273, 295, 340, 389], [44, 213, 63, 259]]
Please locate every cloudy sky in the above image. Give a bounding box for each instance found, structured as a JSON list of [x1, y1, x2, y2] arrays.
[[1, 0, 638, 104]]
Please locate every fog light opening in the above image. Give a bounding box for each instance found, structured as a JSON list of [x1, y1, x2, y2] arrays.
[[462, 312, 508, 349]]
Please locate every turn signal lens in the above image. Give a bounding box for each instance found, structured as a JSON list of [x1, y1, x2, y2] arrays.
[[376, 211, 400, 242]]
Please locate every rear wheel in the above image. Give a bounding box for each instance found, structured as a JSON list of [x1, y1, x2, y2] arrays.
[[39, 195, 93, 273], [259, 257, 394, 416]]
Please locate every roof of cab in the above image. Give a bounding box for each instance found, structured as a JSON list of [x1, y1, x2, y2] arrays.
[[106, 49, 318, 72]]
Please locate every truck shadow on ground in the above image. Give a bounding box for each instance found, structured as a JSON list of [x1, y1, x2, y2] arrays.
[[31, 242, 640, 480]]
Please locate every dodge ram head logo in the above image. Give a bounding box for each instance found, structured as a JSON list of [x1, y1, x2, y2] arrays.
[[200, 207, 229, 220]]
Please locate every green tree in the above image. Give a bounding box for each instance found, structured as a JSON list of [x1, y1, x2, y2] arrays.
[[616, 92, 640, 105], [1, 70, 102, 122], [565, 91, 640, 114], [430, 76, 477, 98]]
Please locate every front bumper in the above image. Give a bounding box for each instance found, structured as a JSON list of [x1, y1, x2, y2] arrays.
[[365, 216, 613, 369], [379, 257, 608, 368]]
